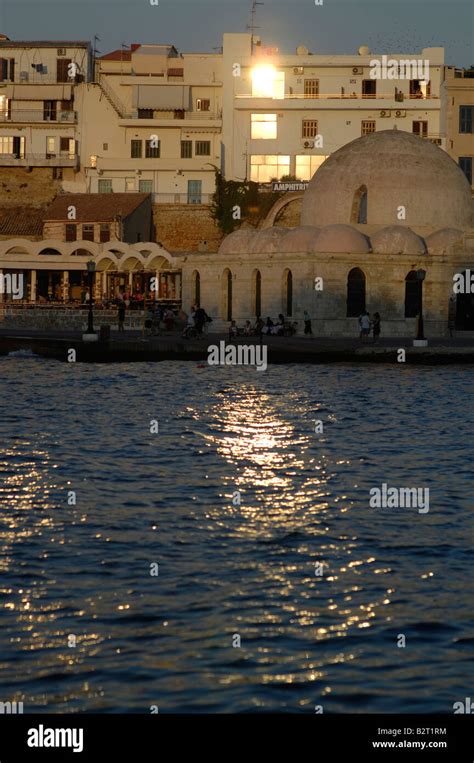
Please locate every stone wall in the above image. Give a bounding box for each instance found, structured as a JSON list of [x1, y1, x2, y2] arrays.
[[0, 306, 145, 331], [153, 204, 223, 253], [0, 168, 61, 207]]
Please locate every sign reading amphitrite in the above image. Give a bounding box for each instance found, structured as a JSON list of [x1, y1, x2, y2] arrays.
[[272, 181, 309, 192]]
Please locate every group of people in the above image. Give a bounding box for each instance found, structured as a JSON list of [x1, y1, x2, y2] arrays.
[[358, 310, 381, 342], [229, 314, 298, 338]]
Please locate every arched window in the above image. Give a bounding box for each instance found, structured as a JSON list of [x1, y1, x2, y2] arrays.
[[347, 267, 366, 316], [222, 268, 232, 321], [405, 271, 422, 317], [252, 269, 261, 317], [192, 270, 200, 306], [350, 185, 368, 224], [283, 269, 293, 316]]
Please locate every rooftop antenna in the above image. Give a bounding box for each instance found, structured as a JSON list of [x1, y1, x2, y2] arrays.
[[247, 0, 264, 47]]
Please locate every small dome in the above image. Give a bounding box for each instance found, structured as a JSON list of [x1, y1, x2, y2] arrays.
[[425, 228, 464, 255], [313, 224, 371, 253], [250, 227, 288, 253], [371, 225, 426, 254], [218, 228, 255, 255], [301, 130, 473, 229], [282, 226, 320, 252]]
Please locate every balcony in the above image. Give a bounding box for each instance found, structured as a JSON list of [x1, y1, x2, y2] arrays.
[[0, 153, 78, 168], [118, 111, 222, 127], [0, 110, 77, 123], [152, 192, 213, 204]]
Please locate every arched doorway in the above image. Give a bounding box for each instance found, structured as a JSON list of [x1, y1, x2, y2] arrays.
[[192, 270, 201, 307], [347, 268, 366, 316], [222, 268, 232, 321], [405, 271, 422, 317], [455, 272, 474, 329], [283, 269, 293, 316], [252, 269, 261, 317]]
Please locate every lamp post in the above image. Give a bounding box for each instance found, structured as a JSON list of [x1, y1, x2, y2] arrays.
[[82, 260, 98, 342], [413, 268, 428, 347]]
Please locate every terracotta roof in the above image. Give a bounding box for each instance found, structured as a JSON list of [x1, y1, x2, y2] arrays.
[[44, 193, 151, 222], [0, 207, 44, 237], [100, 49, 133, 61]]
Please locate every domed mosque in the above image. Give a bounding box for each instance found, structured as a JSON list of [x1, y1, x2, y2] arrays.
[[181, 130, 474, 336]]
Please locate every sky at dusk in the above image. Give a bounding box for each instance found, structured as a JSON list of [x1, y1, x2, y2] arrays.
[[0, 0, 472, 67]]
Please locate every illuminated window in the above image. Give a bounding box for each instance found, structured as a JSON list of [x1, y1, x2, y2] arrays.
[[251, 67, 285, 99], [0, 136, 13, 154], [251, 113, 277, 139], [295, 155, 327, 181], [250, 155, 290, 183]]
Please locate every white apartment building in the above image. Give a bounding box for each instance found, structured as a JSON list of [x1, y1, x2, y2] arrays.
[[77, 44, 222, 202], [0, 35, 91, 179], [221, 33, 445, 184]]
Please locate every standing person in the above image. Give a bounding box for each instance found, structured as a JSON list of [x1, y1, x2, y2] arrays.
[[359, 310, 370, 342], [194, 305, 207, 337], [118, 300, 126, 333], [372, 311, 381, 343], [448, 295, 456, 338], [303, 310, 313, 336]]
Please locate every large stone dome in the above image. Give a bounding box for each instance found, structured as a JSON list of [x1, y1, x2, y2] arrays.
[[301, 130, 473, 230]]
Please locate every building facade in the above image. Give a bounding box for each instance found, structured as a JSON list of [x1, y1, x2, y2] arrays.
[[443, 66, 474, 191]]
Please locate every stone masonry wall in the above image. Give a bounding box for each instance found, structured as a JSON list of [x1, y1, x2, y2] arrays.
[[0, 167, 61, 207], [153, 204, 223, 253]]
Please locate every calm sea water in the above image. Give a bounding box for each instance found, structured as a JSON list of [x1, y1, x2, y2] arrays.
[[0, 354, 473, 713]]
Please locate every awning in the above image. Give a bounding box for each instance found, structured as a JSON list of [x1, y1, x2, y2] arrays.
[[132, 85, 190, 110], [6, 85, 72, 100]]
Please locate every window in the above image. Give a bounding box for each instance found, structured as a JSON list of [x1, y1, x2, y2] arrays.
[[195, 140, 211, 156], [125, 178, 135, 192], [139, 179, 153, 193], [459, 157, 472, 184], [82, 224, 95, 242], [138, 109, 153, 119], [174, 109, 185, 119], [362, 80, 376, 98], [46, 136, 56, 156], [302, 119, 318, 138], [98, 179, 113, 193], [145, 139, 160, 158], [131, 139, 142, 158], [181, 140, 192, 158], [43, 100, 57, 121], [251, 68, 284, 99], [0, 58, 14, 82], [196, 98, 210, 112], [361, 120, 376, 135], [65, 224, 77, 242], [100, 224, 110, 243], [60, 137, 71, 152], [251, 113, 277, 139], [412, 120, 428, 137], [459, 106, 473, 134], [250, 155, 290, 183], [347, 268, 366, 316], [304, 79, 319, 98], [0, 95, 10, 120], [410, 79, 430, 99], [405, 271, 422, 317], [350, 185, 368, 224], [295, 155, 327, 181], [187, 180, 202, 204], [0, 136, 13, 154]]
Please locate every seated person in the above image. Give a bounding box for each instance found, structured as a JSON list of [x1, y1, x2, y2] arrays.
[[243, 320, 252, 336], [261, 317, 274, 335]]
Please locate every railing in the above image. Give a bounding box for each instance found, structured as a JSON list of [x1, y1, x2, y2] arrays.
[[152, 192, 212, 204], [3, 74, 86, 85], [0, 110, 77, 123], [122, 111, 222, 120], [98, 76, 128, 118], [235, 93, 438, 100], [0, 153, 77, 166]]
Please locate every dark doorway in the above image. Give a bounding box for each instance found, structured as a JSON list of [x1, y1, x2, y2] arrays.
[[347, 268, 366, 316], [405, 271, 422, 317]]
